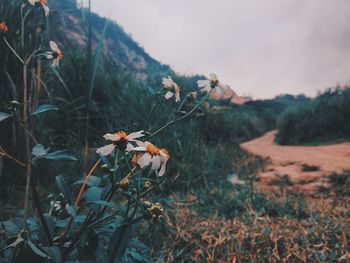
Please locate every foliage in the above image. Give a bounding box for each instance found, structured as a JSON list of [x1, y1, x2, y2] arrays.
[[276, 87, 350, 145], [302, 164, 320, 172]]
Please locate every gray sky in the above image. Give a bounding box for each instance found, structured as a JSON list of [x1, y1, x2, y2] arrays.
[[86, 0, 350, 98]]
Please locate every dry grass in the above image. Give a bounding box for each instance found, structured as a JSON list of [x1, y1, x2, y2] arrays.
[[148, 195, 350, 262]]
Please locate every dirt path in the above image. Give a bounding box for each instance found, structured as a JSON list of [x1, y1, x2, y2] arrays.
[[240, 130, 350, 194]]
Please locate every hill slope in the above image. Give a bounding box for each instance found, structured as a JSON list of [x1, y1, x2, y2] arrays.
[[48, 0, 170, 78]]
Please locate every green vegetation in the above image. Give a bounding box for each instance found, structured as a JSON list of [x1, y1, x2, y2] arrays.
[[276, 87, 350, 145], [302, 164, 320, 172], [0, 0, 349, 262]]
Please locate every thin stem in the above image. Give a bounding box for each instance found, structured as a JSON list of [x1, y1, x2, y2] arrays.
[[143, 101, 158, 130], [147, 92, 211, 140], [22, 63, 32, 233], [75, 159, 101, 205], [0, 146, 26, 167], [3, 36, 24, 64]]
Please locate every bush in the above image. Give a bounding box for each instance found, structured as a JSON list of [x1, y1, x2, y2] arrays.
[[276, 87, 350, 145]]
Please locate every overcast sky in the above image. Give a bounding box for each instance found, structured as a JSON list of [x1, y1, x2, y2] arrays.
[[85, 0, 350, 98]]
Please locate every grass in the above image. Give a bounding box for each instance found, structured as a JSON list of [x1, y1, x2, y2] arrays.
[[302, 164, 320, 172]]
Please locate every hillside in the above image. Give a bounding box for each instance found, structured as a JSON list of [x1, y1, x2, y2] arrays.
[[48, 0, 171, 78]]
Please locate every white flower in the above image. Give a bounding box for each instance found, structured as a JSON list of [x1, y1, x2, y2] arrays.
[[197, 73, 226, 95], [227, 174, 245, 185], [133, 142, 169, 176], [44, 41, 63, 68], [162, 76, 181, 102], [28, 0, 50, 16], [96, 130, 144, 156], [49, 41, 62, 68], [50, 200, 62, 211]]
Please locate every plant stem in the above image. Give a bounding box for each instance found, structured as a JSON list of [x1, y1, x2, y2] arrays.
[[22, 62, 32, 233], [147, 92, 211, 140]]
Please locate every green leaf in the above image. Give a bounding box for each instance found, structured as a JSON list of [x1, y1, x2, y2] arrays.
[[66, 205, 77, 218], [46, 246, 62, 263], [27, 239, 49, 259], [85, 187, 102, 202], [42, 150, 78, 161], [32, 144, 50, 158], [32, 104, 58, 115], [55, 176, 73, 204], [129, 239, 150, 251], [86, 200, 119, 210], [107, 223, 132, 263], [0, 112, 11, 122], [74, 176, 101, 187]]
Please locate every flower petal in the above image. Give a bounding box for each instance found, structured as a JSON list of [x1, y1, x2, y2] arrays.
[[42, 4, 50, 16], [201, 86, 211, 93], [162, 76, 174, 88], [209, 73, 218, 81], [137, 153, 152, 168], [158, 162, 167, 177], [175, 92, 181, 102], [96, 144, 115, 156], [165, 91, 174, 100], [103, 133, 120, 141], [133, 146, 146, 152], [151, 156, 161, 170], [50, 41, 58, 52], [127, 130, 144, 140], [125, 143, 134, 152], [197, 80, 210, 88]]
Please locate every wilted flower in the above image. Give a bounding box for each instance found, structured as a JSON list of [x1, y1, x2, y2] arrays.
[[197, 73, 226, 94], [119, 176, 129, 187], [43, 41, 63, 68], [162, 76, 181, 102], [189, 91, 198, 99], [144, 180, 152, 188], [28, 0, 50, 16], [0, 22, 8, 33], [147, 202, 164, 219], [96, 130, 144, 156], [134, 142, 169, 176]]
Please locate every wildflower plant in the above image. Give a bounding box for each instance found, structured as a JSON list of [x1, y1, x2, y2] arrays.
[[0, 1, 222, 261]]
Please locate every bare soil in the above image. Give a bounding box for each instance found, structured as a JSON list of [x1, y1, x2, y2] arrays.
[[240, 130, 350, 194]]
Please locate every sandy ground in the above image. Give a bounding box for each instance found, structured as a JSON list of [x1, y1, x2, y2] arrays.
[[240, 130, 350, 194]]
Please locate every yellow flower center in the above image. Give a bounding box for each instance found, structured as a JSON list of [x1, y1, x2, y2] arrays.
[[0, 22, 8, 32], [146, 143, 161, 155], [56, 51, 63, 60], [116, 131, 128, 141]]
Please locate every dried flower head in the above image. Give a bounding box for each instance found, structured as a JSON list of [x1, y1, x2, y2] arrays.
[[147, 202, 164, 219], [0, 22, 8, 32]]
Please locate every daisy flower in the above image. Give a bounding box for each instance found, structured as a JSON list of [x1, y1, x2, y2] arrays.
[[48, 41, 62, 68], [28, 0, 50, 17], [0, 22, 8, 33], [96, 130, 144, 156], [197, 73, 226, 94], [162, 76, 181, 102], [134, 142, 169, 177]]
